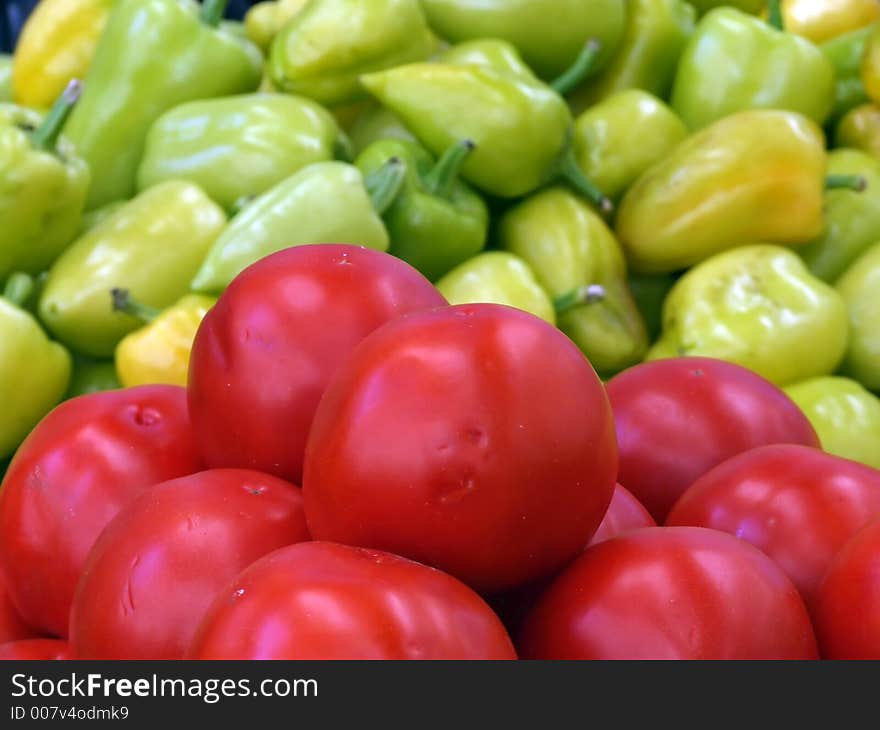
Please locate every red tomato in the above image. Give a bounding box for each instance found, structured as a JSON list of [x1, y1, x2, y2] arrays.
[[0, 386, 201, 638], [187, 542, 516, 660], [0, 580, 38, 644], [589, 483, 656, 546], [606, 358, 819, 521], [812, 519, 880, 659], [69, 469, 310, 660], [666, 444, 880, 611], [518, 526, 818, 660], [0, 639, 71, 660], [187, 244, 446, 484], [303, 303, 618, 593]]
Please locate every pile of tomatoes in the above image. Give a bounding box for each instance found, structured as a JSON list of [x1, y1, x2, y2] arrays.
[[1, 244, 878, 660]]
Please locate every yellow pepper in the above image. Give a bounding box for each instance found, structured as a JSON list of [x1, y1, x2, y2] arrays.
[[782, 0, 880, 44], [12, 0, 114, 109], [113, 291, 216, 388], [244, 0, 309, 53]]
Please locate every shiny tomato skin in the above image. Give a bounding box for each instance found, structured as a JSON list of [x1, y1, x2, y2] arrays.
[[589, 484, 656, 546], [518, 526, 818, 660], [0, 386, 201, 638], [606, 358, 820, 521], [666, 444, 880, 611], [303, 303, 618, 594], [187, 244, 446, 484], [188, 542, 517, 660], [0, 639, 71, 660], [813, 519, 880, 659], [0, 581, 38, 643], [69, 469, 310, 660]]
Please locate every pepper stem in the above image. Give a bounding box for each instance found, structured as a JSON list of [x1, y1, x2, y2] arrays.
[[200, 0, 229, 27], [3, 273, 34, 308], [767, 0, 784, 31], [551, 39, 602, 97], [110, 288, 161, 323], [557, 147, 614, 217], [825, 174, 868, 192], [425, 140, 476, 199], [554, 284, 606, 316], [30, 79, 82, 153], [365, 157, 408, 215]]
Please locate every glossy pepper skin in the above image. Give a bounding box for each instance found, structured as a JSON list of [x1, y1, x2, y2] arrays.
[[782, 0, 880, 43], [569, 0, 696, 114], [862, 23, 880, 104], [191, 160, 403, 293], [617, 110, 826, 275], [39, 181, 227, 358], [11, 0, 112, 110], [65, 357, 120, 399], [799, 149, 880, 282], [500, 188, 648, 377], [670, 8, 835, 130], [836, 241, 880, 391], [0, 84, 89, 281], [689, 0, 763, 13], [784, 377, 880, 469], [64, 0, 263, 210], [435, 252, 556, 326], [0, 57, 11, 102], [137, 93, 344, 212], [355, 139, 488, 282], [822, 26, 874, 122], [269, 0, 436, 108], [418, 0, 625, 80], [244, 0, 308, 52], [836, 103, 880, 156], [648, 245, 849, 387], [0, 274, 71, 461], [349, 104, 415, 155], [572, 90, 688, 202]]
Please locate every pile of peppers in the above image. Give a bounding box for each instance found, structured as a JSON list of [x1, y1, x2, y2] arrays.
[[2, 0, 880, 475]]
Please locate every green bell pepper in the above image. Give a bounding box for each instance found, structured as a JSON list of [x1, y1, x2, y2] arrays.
[[191, 159, 406, 293], [65, 356, 120, 399], [835, 103, 880, 157], [77, 201, 127, 236], [355, 138, 488, 282], [269, 0, 436, 108], [821, 24, 874, 122], [0, 273, 71, 460], [572, 89, 688, 202], [0, 55, 12, 102], [499, 188, 648, 377], [64, 0, 263, 210], [39, 181, 227, 357], [418, 0, 625, 80], [349, 104, 416, 156], [137, 93, 346, 212], [0, 81, 89, 281], [670, 6, 835, 130], [784, 376, 880, 469], [648, 244, 849, 387], [688, 0, 764, 14], [836, 241, 880, 391], [569, 0, 696, 114]]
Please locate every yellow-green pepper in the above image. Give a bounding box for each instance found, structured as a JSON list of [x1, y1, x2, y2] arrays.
[[836, 103, 880, 156], [835, 241, 880, 391], [244, 0, 308, 52], [782, 0, 880, 43], [822, 25, 874, 122], [348, 104, 416, 156]]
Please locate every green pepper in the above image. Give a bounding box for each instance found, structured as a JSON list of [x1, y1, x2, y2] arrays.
[[191, 159, 405, 293], [349, 104, 416, 156], [648, 244, 849, 387], [64, 0, 263, 210], [0, 81, 89, 282], [418, 0, 625, 80], [77, 201, 126, 236], [0, 273, 71, 460], [39, 181, 227, 357], [137, 93, 345, 213], [269, 0, 436, 108], [799, 149, 880, 282], [835, 103, 880, 157], [65, 356, 120, 399], [784, 377, 880, 469], [355, 138, 488, 282], [499, 188, 648, 377], [617, 110, 833, 275], [569, 0, 696, 114], [836, 241, 880, 391], [670, 7, 835, 130], [435, 252, 556, 326], [688, 0, 764, 14], [361, 39, 613, 211], [572, 90, 688, 202], [821, 25, 874, 122], [0, 55, 12, 102]]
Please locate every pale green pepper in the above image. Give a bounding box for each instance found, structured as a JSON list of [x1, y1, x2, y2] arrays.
[[836, 240, 880, 391]]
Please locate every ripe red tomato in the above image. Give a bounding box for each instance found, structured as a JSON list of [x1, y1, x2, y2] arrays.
[[518, 527, 818, 660], [0, 639, 71, 660], [69, 469, 310, 660], [812, 519, 880, 659], [666, 444, 880, 611], [606, 358, 819, 521], [0, 580, 38, 644], [303, 303, 618, 594], [187, 244, 446, 484], [188, 542, 517, 660], [0, 386, 201, 638], [589, 483, 656, 546]]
